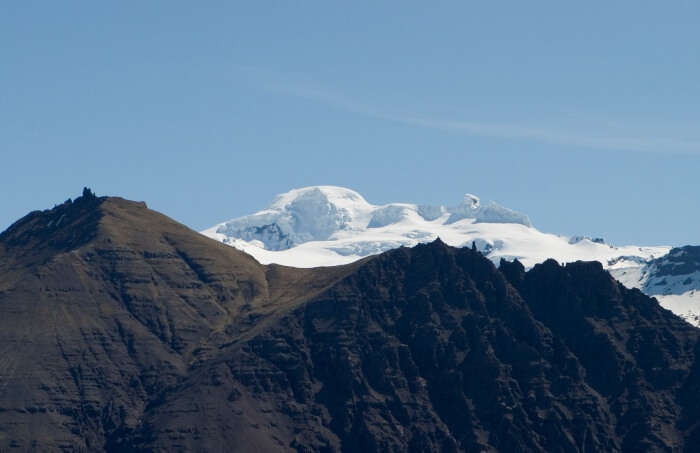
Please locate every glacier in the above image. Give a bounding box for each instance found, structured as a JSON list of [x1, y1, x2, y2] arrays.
[[202, 185, 700, 326]]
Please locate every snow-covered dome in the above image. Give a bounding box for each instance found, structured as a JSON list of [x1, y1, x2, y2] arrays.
[[208, 186, 375, 251], [203, 184, 667, 274], [203, 186, 540, 255]]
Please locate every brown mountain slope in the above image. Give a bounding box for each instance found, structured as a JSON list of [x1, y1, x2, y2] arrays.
[[0, 193, 359, 451], [1, 193, 699, 452]]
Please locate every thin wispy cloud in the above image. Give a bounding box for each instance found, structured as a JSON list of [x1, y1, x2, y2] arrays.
[[266, 83, 700, 155]]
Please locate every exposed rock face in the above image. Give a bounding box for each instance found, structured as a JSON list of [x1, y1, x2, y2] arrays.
[[615, 245, 700, 326], [653, 246, 700, 278], [0, 196, 699, 452]]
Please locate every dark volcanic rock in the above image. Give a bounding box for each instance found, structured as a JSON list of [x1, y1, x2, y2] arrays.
[[653, 246, 700, 278], [0, 195, 699, 452]]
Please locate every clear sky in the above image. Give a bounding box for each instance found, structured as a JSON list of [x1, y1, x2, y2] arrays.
[[2, 1, 699, 246]]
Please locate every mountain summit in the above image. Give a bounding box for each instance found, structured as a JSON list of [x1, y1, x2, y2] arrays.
[[202, 186, 664, 270], [2, 193, 700, 451], [206, 186, 377, 251], [203, 186, 533, 254]]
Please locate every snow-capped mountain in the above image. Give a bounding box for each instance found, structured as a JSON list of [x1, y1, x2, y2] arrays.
[[202, 186, 666, 268], [614, 246, 700, 325], [202, 186, 699, 325]]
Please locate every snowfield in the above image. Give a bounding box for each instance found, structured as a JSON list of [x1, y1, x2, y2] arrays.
[[202, 186, 700, 326]]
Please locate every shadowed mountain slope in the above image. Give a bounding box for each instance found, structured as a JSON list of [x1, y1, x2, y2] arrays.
[[0, 194, 699, 452]]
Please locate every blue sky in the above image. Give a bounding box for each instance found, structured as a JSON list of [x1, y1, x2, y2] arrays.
[[2, 1, 699, 245]]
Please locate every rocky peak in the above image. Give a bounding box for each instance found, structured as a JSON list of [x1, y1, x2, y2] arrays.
[[0, 189, 107, 262]]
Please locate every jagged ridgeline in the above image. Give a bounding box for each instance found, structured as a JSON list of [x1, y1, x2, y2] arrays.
[[1, 192, 700, 452]]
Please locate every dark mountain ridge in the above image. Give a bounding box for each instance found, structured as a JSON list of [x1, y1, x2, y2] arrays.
[[0, 193, 699, 452]]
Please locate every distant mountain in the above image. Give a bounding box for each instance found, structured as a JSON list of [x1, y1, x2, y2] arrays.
[[614, 246, 700, 325], [203, 186, 700, 323], [201, 186, 667, 269], [3, 192, 700, 451]]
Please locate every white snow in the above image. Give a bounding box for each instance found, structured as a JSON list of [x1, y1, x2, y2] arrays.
[[654, 292, 700, 326], [201, 186, 376, 251], [202, 185, 669, 268], [609, 260, 700, 327]]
